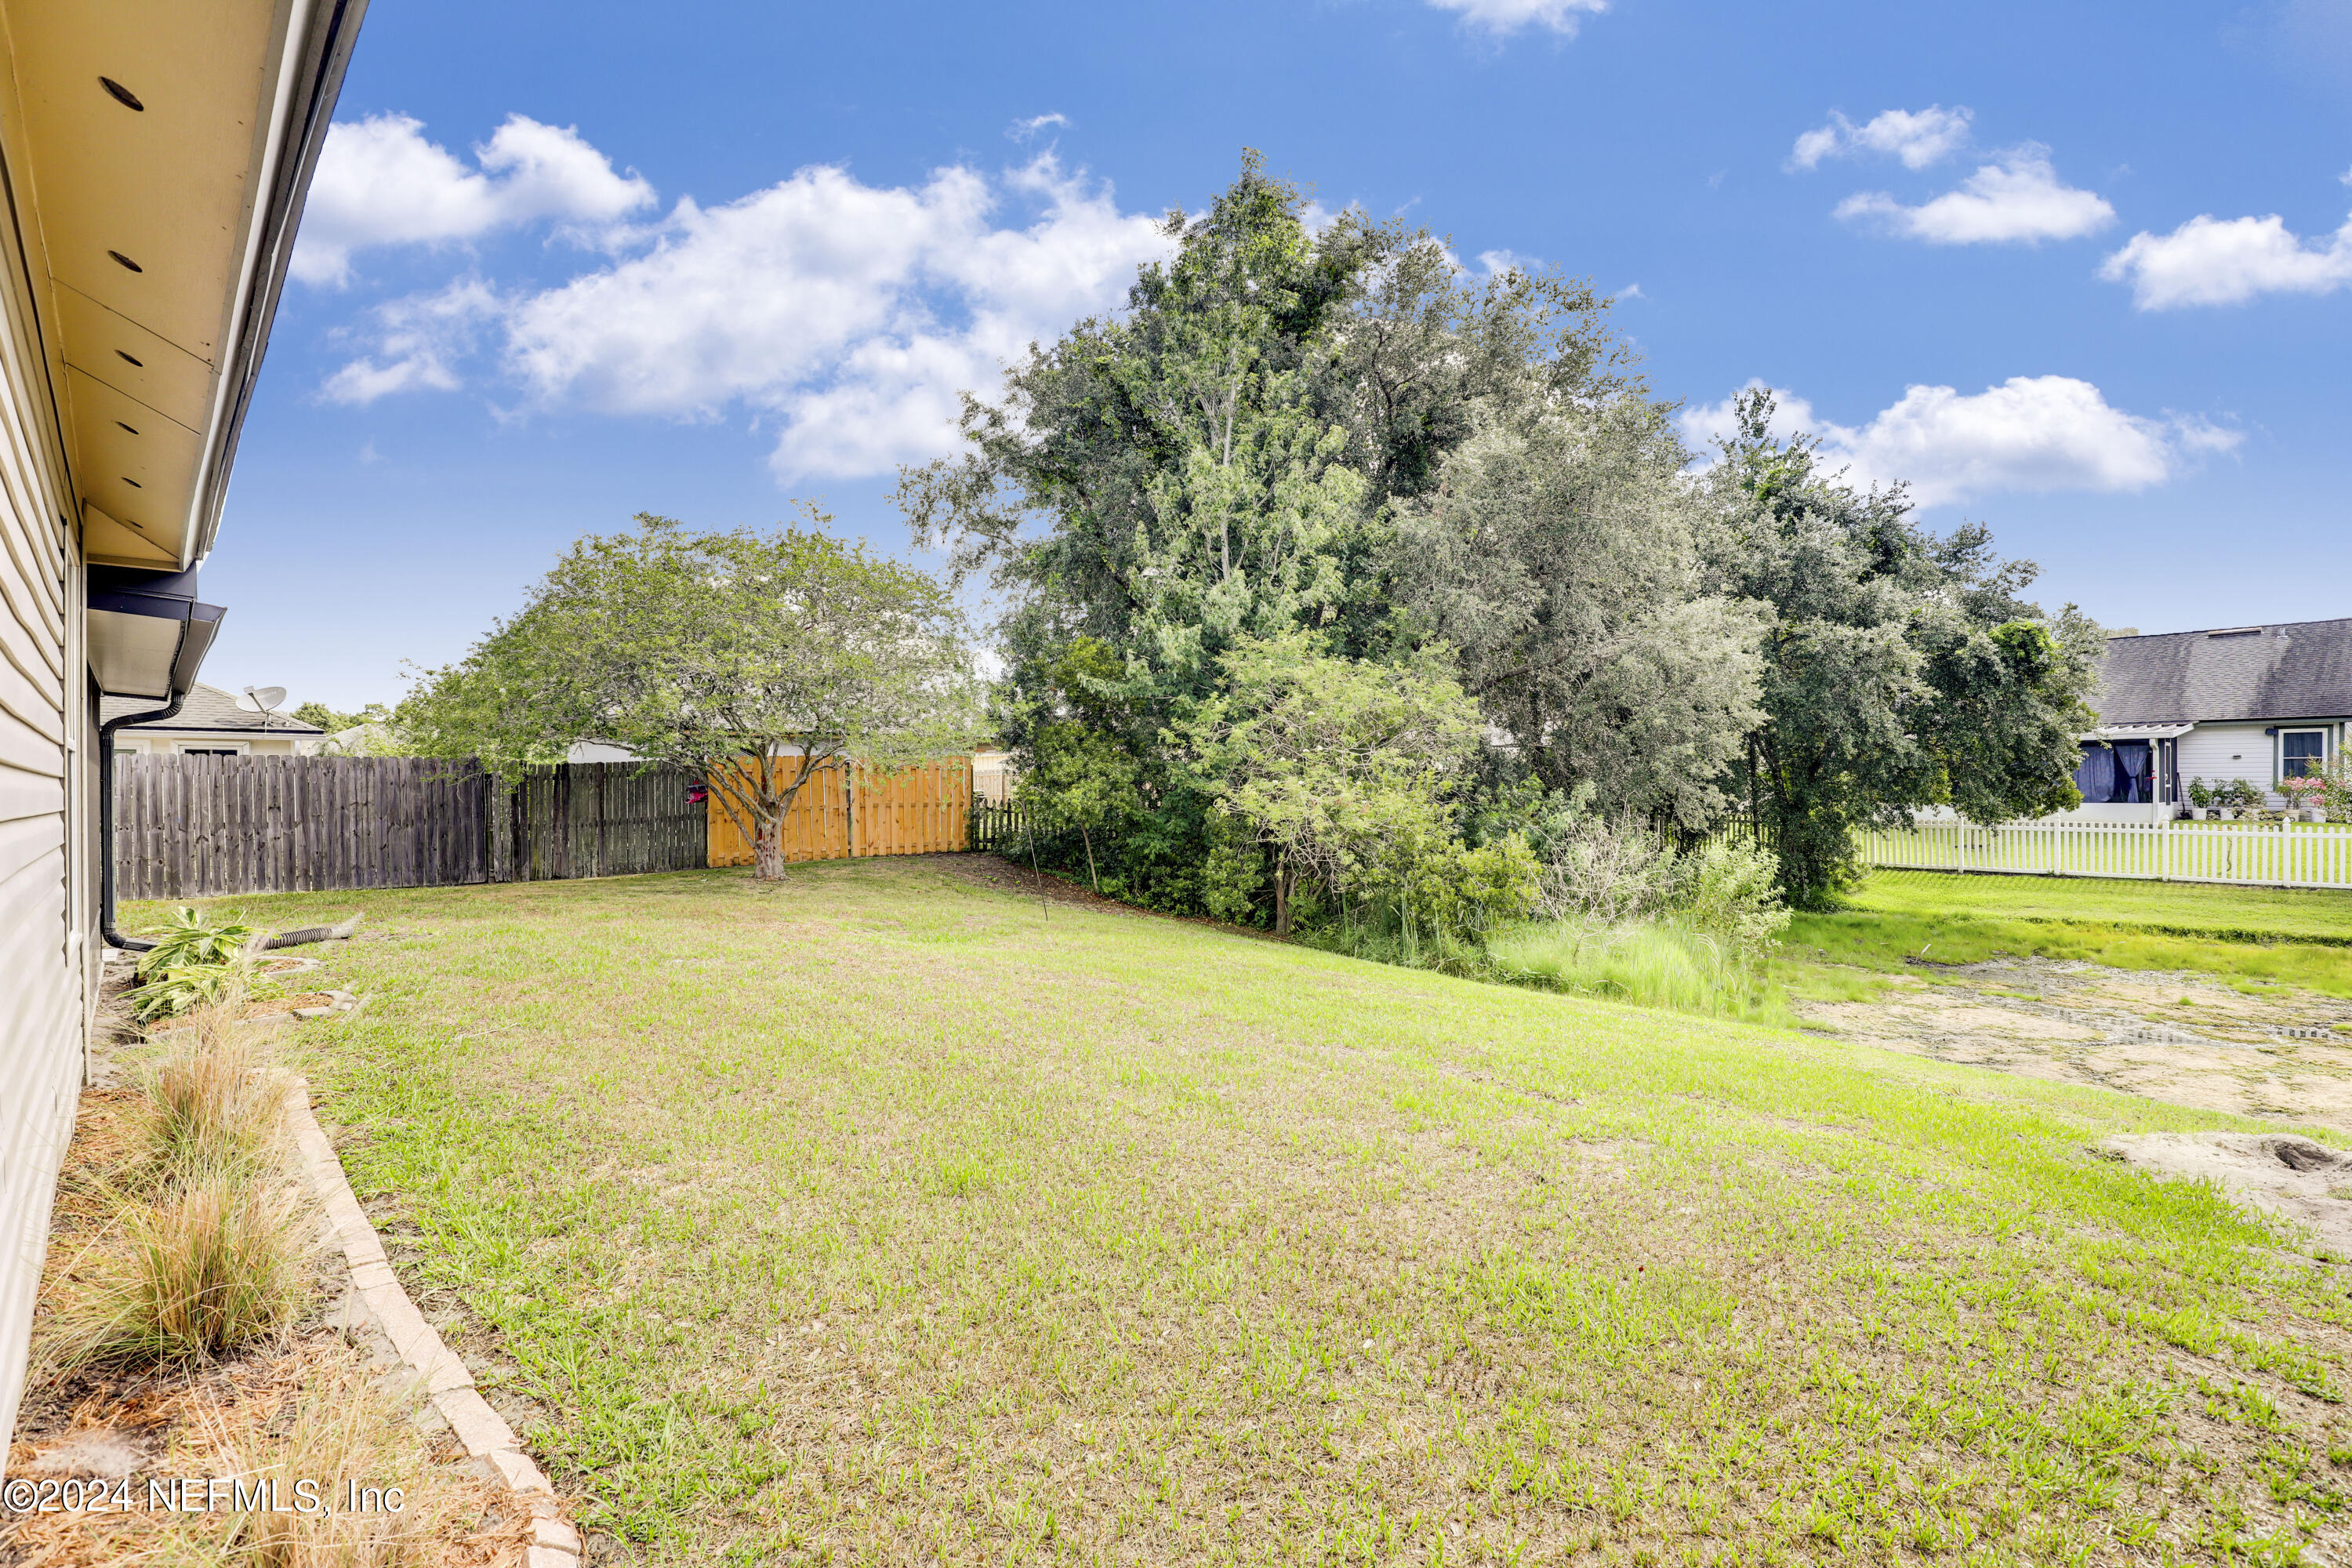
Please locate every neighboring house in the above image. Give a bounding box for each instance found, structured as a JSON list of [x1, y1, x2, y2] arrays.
[[974, 746, 1014, 804], [0, 2, 361, 1469], [2070, 620, 2352, 818], [103, 682, 325, 755]]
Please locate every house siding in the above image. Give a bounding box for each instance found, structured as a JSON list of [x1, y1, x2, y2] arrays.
[[117, 732, 308, 756], [2176, 720, 2350, 797], [0, 140, 88, 1450], [2176, 723, 2275, 794]]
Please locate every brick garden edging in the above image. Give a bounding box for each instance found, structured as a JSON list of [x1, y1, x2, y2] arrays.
[[284, 1077, 584, 1567]]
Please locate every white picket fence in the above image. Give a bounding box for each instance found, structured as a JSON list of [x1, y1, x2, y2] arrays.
[[1859, 818, 2352, 891]]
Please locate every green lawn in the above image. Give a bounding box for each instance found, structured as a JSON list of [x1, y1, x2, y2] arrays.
[[1848, 870, 2352, 946], [1783, 871, 2352, 1000], [132, 862, 2352, 1564]]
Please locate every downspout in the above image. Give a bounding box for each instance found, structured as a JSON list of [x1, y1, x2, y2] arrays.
[[97, 691, 187, 952]]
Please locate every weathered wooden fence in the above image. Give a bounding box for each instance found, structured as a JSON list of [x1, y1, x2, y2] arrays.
[[1859, 818, 2352, 890], [704, 757, 974, 866], [968, 801, 1035, 854], [112, 755, 705, 899]]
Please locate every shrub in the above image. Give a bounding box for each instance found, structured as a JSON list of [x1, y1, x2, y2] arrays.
[[1534, 813, 1679, 926], [1672, 837, 1791, 963], [132, 962, 284, 1025], [135, 906, 261, 976], [49, 1164, 311, 1367]]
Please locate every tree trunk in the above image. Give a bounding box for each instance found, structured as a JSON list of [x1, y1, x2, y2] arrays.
[[753, 814, 789, 881], [1081, 826, 1100, 891], [1273, 858, 1294, 938]]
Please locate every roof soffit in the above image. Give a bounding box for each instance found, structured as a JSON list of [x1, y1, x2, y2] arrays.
[[5, 0, 295, 567]]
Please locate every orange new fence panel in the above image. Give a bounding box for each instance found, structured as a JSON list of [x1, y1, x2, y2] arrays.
[[853, 759, 973, 857], [705, 756, 972, 867]]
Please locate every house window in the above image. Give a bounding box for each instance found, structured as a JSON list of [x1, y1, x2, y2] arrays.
[[2075, 740, 2151, 803], [174, 743, 247, 757], [2282, 730, 2326, 779]]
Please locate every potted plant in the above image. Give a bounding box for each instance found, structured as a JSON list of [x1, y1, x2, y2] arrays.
[[2224, 778, 2261, 819], [2186, 777, 2212, 820], [2282, 775, 2326, 822]]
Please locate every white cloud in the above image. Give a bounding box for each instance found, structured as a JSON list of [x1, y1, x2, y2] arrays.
[[1476, 247, 1539, 276], [1679, 376, 2238, 507], [1426, 0, 1608, 38], [1835, 148, 2114, 245], [2100, 209, 2352, 308], [1788, 107, 1973, 172], [331, 149, 1174, 479], [321, 278, 503, 404], [1010, 113, 1070, 140], [292, 113, 655, 286]]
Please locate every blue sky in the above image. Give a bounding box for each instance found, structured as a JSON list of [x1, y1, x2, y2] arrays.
[[207, 0, 2352, 710]]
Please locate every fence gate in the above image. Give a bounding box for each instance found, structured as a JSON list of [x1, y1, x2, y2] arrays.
[[703, 757, 975, 867]]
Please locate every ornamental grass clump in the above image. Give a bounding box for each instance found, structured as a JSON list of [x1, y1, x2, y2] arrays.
[[50, 1162, 312, 1369], [126, 1030, 290, 1189], [193, 1350, 478, 1568]]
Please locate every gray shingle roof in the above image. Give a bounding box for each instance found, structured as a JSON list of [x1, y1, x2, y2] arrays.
[[101, 682, 325, 734], [2093, 619, 2352, 724]]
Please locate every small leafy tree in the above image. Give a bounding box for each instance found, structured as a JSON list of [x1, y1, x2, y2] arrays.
[[291, 701, 383, 732], [402, 511, 982, 880], [1177, 633, 1521, 937]]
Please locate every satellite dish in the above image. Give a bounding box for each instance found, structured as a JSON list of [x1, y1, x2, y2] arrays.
[[236, 685, 288, 717]]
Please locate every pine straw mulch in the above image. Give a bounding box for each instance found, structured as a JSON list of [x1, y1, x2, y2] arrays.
[[2, 1036, 539, 1566]]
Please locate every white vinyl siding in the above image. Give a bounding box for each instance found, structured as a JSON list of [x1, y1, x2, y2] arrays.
[[2176, 723, 2281, 796], [0, 132, 88, 1457], [2176, 720, 2351, 800]]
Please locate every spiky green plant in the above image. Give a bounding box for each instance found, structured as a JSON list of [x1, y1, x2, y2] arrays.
[[135, 906, 262, 978]]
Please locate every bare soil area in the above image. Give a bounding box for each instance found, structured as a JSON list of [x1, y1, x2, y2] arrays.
[[1798, 956, 2352, 1131]]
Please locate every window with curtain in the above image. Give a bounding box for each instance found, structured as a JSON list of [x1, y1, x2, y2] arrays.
[[2113, 741, 2150, 802], [2284, 731, 2325, 779], [2075, 743, 2118, 803]]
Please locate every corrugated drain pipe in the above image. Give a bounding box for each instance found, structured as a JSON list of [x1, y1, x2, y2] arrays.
[[97, 691, 187, 953]]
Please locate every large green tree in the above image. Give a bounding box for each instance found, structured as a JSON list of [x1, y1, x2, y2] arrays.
[[898, 154, 1655, 917], [1701, 390, 2099, 901], [401, 511, 982, 879], [1396, 401, 1766, 828]]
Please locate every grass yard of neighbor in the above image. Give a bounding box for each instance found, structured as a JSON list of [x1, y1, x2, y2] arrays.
[[139, 860, 2352, 1564], [1786, 871, 2352, 1001], [1848, 872, 2352, 946]]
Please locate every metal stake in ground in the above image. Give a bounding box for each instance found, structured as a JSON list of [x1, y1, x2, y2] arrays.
[[1027, 815, 1047, 922]]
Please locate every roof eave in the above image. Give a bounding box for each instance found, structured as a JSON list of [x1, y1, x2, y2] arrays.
[[183, 0, 370, 567]]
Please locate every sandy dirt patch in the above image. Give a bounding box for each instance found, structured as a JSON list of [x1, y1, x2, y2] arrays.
[[1797, 956, 2352, 1132]]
